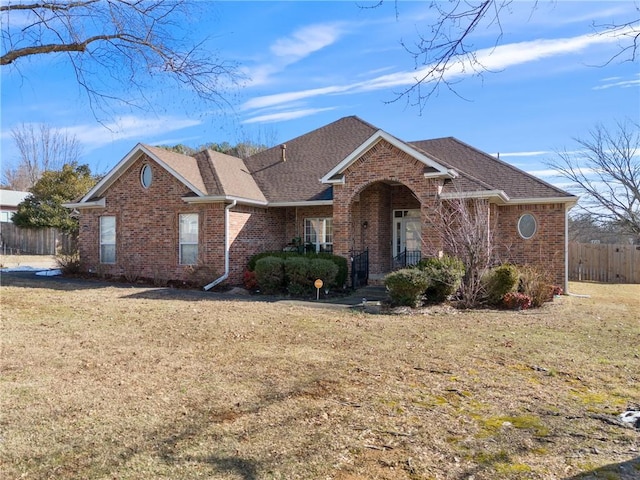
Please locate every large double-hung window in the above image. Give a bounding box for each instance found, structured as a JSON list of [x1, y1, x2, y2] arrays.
[[179, 213, 199, 265], [100, 216, 116, 264], [304, 218, 333, 253]]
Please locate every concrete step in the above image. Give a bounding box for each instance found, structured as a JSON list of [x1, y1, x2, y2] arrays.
[[354, 285, 388, 303]]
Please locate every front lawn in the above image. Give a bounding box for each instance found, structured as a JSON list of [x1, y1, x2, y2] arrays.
[[1, 277, 639, 479]]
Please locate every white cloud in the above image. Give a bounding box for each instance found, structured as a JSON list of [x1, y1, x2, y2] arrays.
[[243, 108, 337, 124], [244, 22, 346, 87], [66, 115, 202, 149], [498, 151, 552, 158], [271, 23, 344, 60], [593, 73, 640, 90], [242, 24, 639, 113]]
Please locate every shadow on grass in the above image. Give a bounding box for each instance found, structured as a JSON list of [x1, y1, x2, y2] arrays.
[[2, 271, 362, 307], [563, 456, 640, 479]]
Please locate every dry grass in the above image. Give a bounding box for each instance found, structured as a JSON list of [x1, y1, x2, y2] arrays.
[[1, 276, 639, 479]]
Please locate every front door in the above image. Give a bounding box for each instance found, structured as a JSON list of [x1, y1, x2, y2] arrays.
[[393, 209, 421, 267]]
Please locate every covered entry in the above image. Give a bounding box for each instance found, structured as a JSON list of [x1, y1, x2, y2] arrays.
[[348, 181, 424, 281]]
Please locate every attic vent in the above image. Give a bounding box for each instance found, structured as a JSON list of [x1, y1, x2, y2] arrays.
[[281, 144, 287, 162]]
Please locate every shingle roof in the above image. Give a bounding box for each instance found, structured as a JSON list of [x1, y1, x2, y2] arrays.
[[409, 137, 574, 200], [143, 144, 207, 195], [244, 116, 378, 203], [244, 116, 573, 203], [84, 117, 573, 207], [203, 150, 267, 203]]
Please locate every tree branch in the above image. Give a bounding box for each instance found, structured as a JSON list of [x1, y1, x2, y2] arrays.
[[1, 34, 119, 65]]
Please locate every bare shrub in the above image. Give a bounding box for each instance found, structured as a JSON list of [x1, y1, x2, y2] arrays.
[[55, 250, 81, 275], [122, 254, 142, 283], [518, 265, 554, 308], [429, 197, 496, 308]]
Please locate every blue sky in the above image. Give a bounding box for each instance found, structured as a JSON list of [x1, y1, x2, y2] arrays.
[[1, 1, 639, 188]]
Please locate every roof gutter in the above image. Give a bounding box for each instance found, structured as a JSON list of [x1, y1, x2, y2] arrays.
[[62, 198, 106, 209], [439, 190, 511, 204], [182, 195, 267, 207], [203, 199, 237, 291]]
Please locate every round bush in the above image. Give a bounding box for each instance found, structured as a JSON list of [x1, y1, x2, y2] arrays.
[[384, 268, 430, 307], [285, 256, 311, 296], [484, 264, 520, 306], [417, 255, 465, 303], [255, 256, 285, 294]]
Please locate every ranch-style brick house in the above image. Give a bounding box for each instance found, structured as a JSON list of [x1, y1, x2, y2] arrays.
[[66, 116, 577, 291]]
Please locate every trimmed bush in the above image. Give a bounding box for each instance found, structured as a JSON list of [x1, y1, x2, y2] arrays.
[[309, 258, 339, 289], [248, 251, 348, 289], [417, 255, 465, 303], [484, 264, 520, 306], [255, 256, 285, 294], [384, 268, 430, 307], [316, 252, 347, 288], [285, 256, 311, 296]]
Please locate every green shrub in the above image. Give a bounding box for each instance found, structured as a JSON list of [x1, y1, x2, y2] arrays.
[[518, 265, 553, 308], [309, 258, 339, 289], [284, 256, 311, 296], [316, 252, 348, 288], [248, 251, 347, 289], [255, 256, 285, 294], [384, 268, 430, 307], [484, 264, 520, 306], [417, 255, 465, 303]]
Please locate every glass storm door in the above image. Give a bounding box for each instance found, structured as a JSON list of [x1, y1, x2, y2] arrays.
[[393, 210, 421, 265]]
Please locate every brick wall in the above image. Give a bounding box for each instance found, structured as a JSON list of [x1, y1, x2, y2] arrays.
[[332, 139, 440, 275], [495, 203, 567, 286], [228, 206, 286, 284], [78, 154, 225, 285]]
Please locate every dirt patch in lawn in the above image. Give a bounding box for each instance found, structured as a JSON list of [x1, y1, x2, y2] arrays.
[[1, 276, 639, 479]]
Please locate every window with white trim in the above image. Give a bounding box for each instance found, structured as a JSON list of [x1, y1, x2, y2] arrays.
[[304, 218, 333, 253], [517, 213, 537, 239], [179, 213, 199, 265], [100, 216, 116, 264], [140, 164, 153, 189]]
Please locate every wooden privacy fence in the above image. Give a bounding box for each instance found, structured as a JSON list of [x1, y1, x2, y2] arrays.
[[569, 242, 640, 284], [0, 222, 76, 255]]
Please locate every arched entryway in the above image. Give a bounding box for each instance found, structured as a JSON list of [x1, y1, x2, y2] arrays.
[[347, 180, 422, 282]]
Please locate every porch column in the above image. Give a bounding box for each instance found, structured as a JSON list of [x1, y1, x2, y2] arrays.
[[332, 184, 351, 262], [420, 194, 441, 259]]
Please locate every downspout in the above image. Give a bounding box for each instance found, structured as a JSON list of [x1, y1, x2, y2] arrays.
[[203, 200, 237, 291], [564, 203, 569, 295]]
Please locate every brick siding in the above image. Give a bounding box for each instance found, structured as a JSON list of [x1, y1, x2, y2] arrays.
[[76, 141, 568, 288]]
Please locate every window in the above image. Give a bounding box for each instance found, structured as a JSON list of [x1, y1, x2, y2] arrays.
[[179, 213, 199, 264], [304, 218, 333, 252], [140, 164, 153, 188], [100, 216, 116, 263], [517, 213, 537, 239]]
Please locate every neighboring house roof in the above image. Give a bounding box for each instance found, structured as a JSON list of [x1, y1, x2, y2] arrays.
[[69, 115, 576, 209], [0, 189, 30, 209]]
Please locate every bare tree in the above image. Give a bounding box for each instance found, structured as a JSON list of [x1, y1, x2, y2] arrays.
[[3, 123, 82, 191], [427, 196, 496, 308], [549, 119, 640, 238], [1, 1, 238, 116], [371, 1, 639, 111]]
